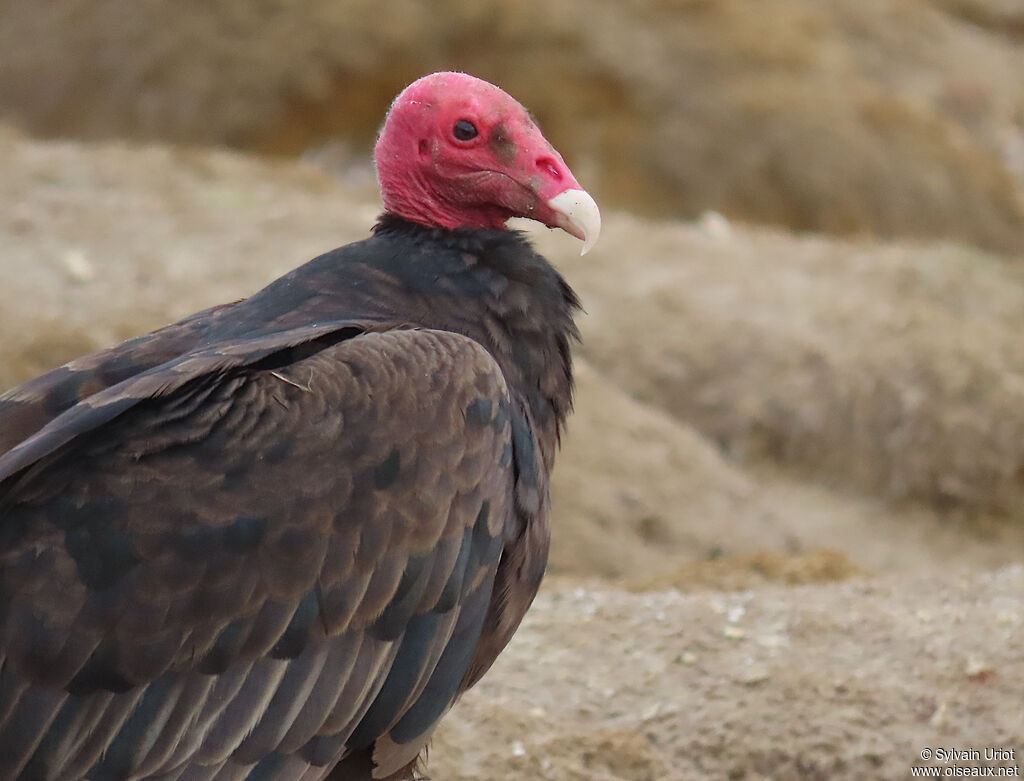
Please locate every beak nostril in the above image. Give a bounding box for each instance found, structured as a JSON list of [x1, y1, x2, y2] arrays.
[[536, 156, 562, 180]]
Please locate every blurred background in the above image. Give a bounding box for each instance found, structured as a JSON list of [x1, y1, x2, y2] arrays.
[[2, 2, 1024, 778], [2, 0, 1024, 251]]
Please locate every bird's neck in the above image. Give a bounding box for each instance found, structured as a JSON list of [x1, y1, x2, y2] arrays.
[[378, 166, 511, 233], [373, 215, 580, 467]]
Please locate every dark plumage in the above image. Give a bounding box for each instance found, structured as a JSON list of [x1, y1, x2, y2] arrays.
[[0, 72, 599, 781]]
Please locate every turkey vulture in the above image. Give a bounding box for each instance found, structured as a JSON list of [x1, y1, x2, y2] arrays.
[[0, 72, 599, 780]]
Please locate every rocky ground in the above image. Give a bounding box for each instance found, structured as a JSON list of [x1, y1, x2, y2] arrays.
[[1, 129, 1022, 778], [432, 569, 1024, 781]]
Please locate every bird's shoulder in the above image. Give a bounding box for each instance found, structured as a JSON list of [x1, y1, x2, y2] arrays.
[[0, 324, 517, 686]]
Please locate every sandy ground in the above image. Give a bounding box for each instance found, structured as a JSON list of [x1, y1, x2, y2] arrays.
[[432, 569, 1024, 781], [1, 130, 1023, 778]]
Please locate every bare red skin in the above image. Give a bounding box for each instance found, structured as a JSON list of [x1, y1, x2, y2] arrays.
[[374, 72, 584, 233]]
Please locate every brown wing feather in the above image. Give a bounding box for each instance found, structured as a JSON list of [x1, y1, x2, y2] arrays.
[[0, 319, 376, 486], [0, 302, 239, 457], [0, 328, 514, 781]]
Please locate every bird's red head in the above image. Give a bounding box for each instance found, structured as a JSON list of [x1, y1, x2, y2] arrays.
[[375, 72, 600, 254]]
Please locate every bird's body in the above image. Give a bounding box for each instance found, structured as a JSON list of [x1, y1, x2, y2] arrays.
[[0, 73, 598, 780]]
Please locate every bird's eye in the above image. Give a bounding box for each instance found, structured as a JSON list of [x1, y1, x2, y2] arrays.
[[453, 120, 478, 141]]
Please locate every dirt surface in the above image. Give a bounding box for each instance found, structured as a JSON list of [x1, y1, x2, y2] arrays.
[[2, 131, 1023, 778], [2, 0, 1024, 252], [544, 214, 1024, 516], [432, 569, 1024, 781]]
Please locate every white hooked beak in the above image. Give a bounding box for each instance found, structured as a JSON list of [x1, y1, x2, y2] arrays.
[[548, 189, 602, 255]]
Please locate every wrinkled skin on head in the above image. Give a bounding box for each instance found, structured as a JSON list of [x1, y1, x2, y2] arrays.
[[375, 71, 600, 253]]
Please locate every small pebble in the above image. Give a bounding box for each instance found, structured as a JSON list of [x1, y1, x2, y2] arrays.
[[698, 210, 733, 240], [964, 656, 991, 677], [62, 248, 95, 282], [741, 667, 770, 686]]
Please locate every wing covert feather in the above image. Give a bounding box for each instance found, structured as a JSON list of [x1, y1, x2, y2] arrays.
[[0, 328, 515, 779]]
